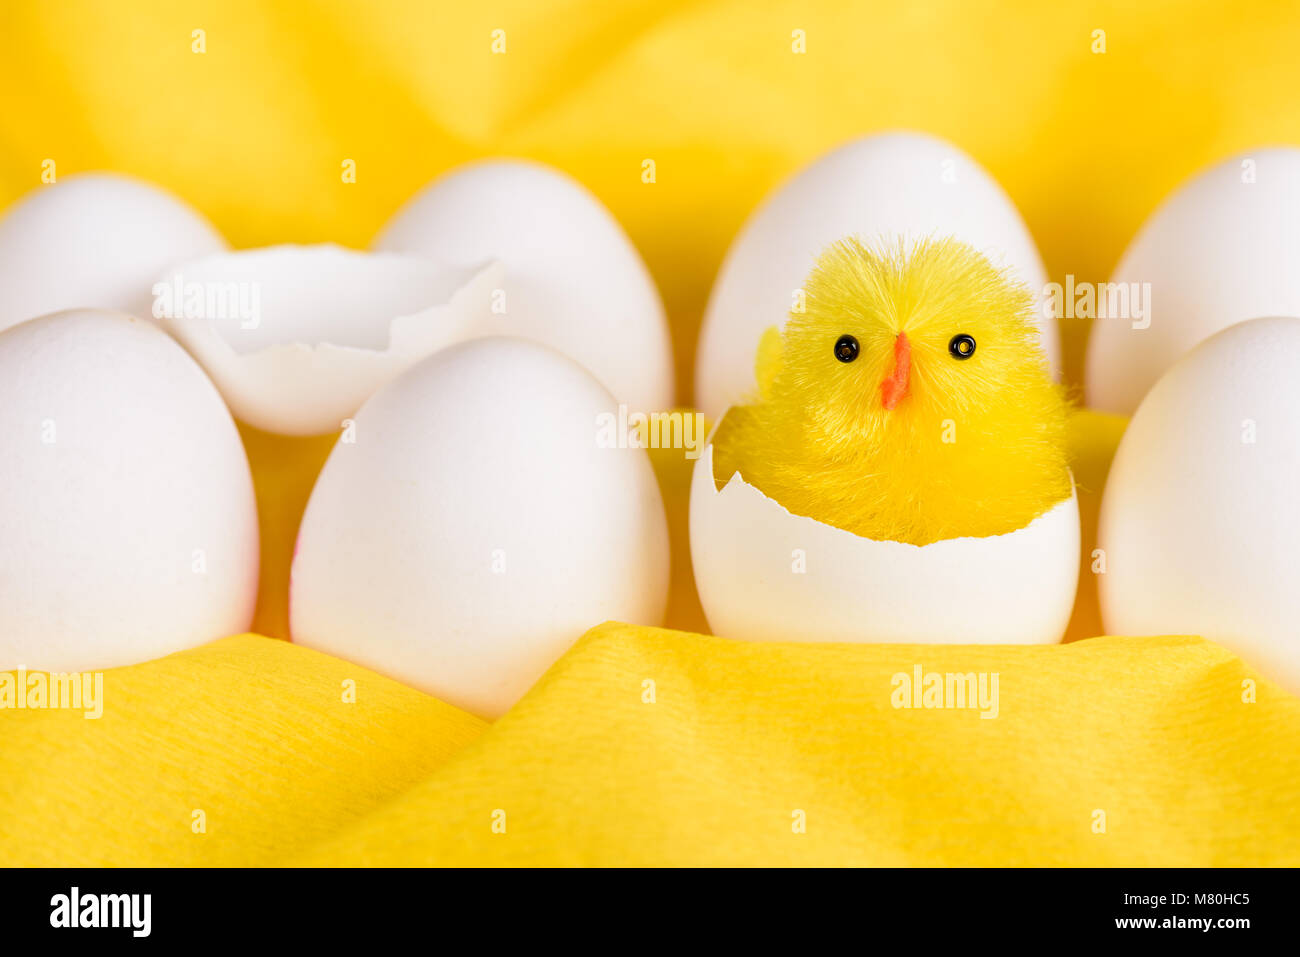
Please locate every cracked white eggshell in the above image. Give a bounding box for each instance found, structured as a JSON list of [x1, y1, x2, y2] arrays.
[[0, 310, 259, 672], [1086, 147, 1300, 415], [373, 159, 674, 412], [1099, 317, 1300, 694], [0, 173, 226, 333], [696, 131, 1056, 420], [689, 434, 1079, 644], [154, 244, 504, 436], [290, 337, 670, 719]]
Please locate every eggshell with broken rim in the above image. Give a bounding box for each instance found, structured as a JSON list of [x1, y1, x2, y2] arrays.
[[689, 423, 1080, 644], [153, 244, 504, 436]]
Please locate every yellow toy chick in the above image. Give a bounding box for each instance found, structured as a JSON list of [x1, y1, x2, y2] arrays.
[[711, 237, 1072, 546]]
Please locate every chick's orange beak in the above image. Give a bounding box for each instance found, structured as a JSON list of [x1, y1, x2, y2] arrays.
[[881, 332, 911, 410]]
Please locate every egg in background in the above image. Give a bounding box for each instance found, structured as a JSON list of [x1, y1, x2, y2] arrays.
[[1087, 147, 1300, 415], [690, 416, 1080, 645], [0, 173, 226, 333], [1099, 317, 1300, 695], [0, 310, 259, 672], [695, 132, 1056, 419], [373, 159, 675, 413], [290, 337, 670, 719]]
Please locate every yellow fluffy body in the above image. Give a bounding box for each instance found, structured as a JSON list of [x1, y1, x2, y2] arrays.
[[712, 237, 1072, 546]]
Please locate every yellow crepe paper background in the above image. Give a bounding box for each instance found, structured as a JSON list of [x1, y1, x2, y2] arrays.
[[3, 624, 1299, 867], [2, 0, 1299, 865]]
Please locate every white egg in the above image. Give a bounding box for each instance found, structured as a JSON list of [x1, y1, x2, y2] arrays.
[[154, 244, 502, 435], [690, 428, 1079, 644], [0, 310, 259, 672], [696, 132, 1055, 419], [1098, 317, 1300, 694], [1087, 147, 1300, 415], [373, 159, 674, 412], [290, 337, 670, 718], [0, 173, 226, 333]]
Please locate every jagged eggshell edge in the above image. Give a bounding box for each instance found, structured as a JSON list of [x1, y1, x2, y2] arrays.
[[689, 434, 1079, 644], [154, 244, 505, 435]]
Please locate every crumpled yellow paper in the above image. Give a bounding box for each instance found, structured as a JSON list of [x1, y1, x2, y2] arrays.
[[3, 0, 1300, 866], [3, 626, 1298, 867]]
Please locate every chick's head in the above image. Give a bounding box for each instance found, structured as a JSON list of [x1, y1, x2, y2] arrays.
[[728, 236, 1072, 544], [772, 237, 1044, 444]]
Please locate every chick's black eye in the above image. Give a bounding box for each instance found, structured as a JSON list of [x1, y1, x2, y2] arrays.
[[834, 334, 860, 363], [949, 334, 976, 360]]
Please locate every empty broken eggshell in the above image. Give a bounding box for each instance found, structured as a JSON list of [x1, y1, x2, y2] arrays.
[[689, 422, 1080, 645], [153, 244, 503, 435]]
